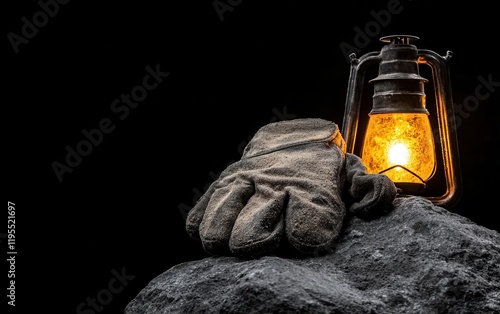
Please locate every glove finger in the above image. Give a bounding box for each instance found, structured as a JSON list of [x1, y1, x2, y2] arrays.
[[185, 185, 215, 240], [286, 189, 345, 254], [229, 188, 286, 258], [199, 179, 255, 255], [186, 160, 248, 240]]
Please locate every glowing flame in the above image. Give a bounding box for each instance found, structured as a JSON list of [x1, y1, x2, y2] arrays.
[[388, 143, 409, 168]]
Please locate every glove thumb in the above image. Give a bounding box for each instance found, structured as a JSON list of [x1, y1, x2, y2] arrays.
[[344, 153, 397, 220]]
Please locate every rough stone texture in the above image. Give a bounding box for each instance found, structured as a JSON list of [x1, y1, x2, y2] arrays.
[[125, 196, 500, 314]]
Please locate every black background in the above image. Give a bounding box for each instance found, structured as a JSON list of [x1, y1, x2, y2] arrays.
[[3, 0, 500, 313]]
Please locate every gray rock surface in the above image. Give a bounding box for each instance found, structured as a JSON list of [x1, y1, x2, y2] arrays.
[[125, 196, 500, 314]]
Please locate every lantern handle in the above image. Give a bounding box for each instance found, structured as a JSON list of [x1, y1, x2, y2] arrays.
[[417, 49, 463, 208], [342, 51, 381, 153]]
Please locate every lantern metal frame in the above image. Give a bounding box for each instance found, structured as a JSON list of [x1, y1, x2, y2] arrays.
[[342, 35, 463, 208]]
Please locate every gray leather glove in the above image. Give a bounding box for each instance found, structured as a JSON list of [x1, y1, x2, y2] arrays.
[[186, 118, 396, 258]]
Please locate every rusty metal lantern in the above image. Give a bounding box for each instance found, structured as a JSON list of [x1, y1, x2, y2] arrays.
[[342, 35, 462, 208]]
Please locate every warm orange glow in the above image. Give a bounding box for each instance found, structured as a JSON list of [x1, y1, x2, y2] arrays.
[[361, 113, 436, 184]]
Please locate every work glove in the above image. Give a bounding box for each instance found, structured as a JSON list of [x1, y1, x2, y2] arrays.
[[186, 118, 397, 258]]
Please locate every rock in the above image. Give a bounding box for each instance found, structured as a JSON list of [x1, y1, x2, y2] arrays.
[[125, 196, 500, 314]]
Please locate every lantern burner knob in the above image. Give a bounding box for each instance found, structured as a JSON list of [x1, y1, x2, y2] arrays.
[[380, 35, 419, 45]]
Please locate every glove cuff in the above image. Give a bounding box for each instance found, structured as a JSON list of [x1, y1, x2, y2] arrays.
[[242, 118, 346, 158]]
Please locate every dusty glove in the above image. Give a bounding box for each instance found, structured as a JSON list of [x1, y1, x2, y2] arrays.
[[186, 118, 396, 258]]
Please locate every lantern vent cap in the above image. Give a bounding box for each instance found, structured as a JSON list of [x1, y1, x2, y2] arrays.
[[380, 35, 420, 45]]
